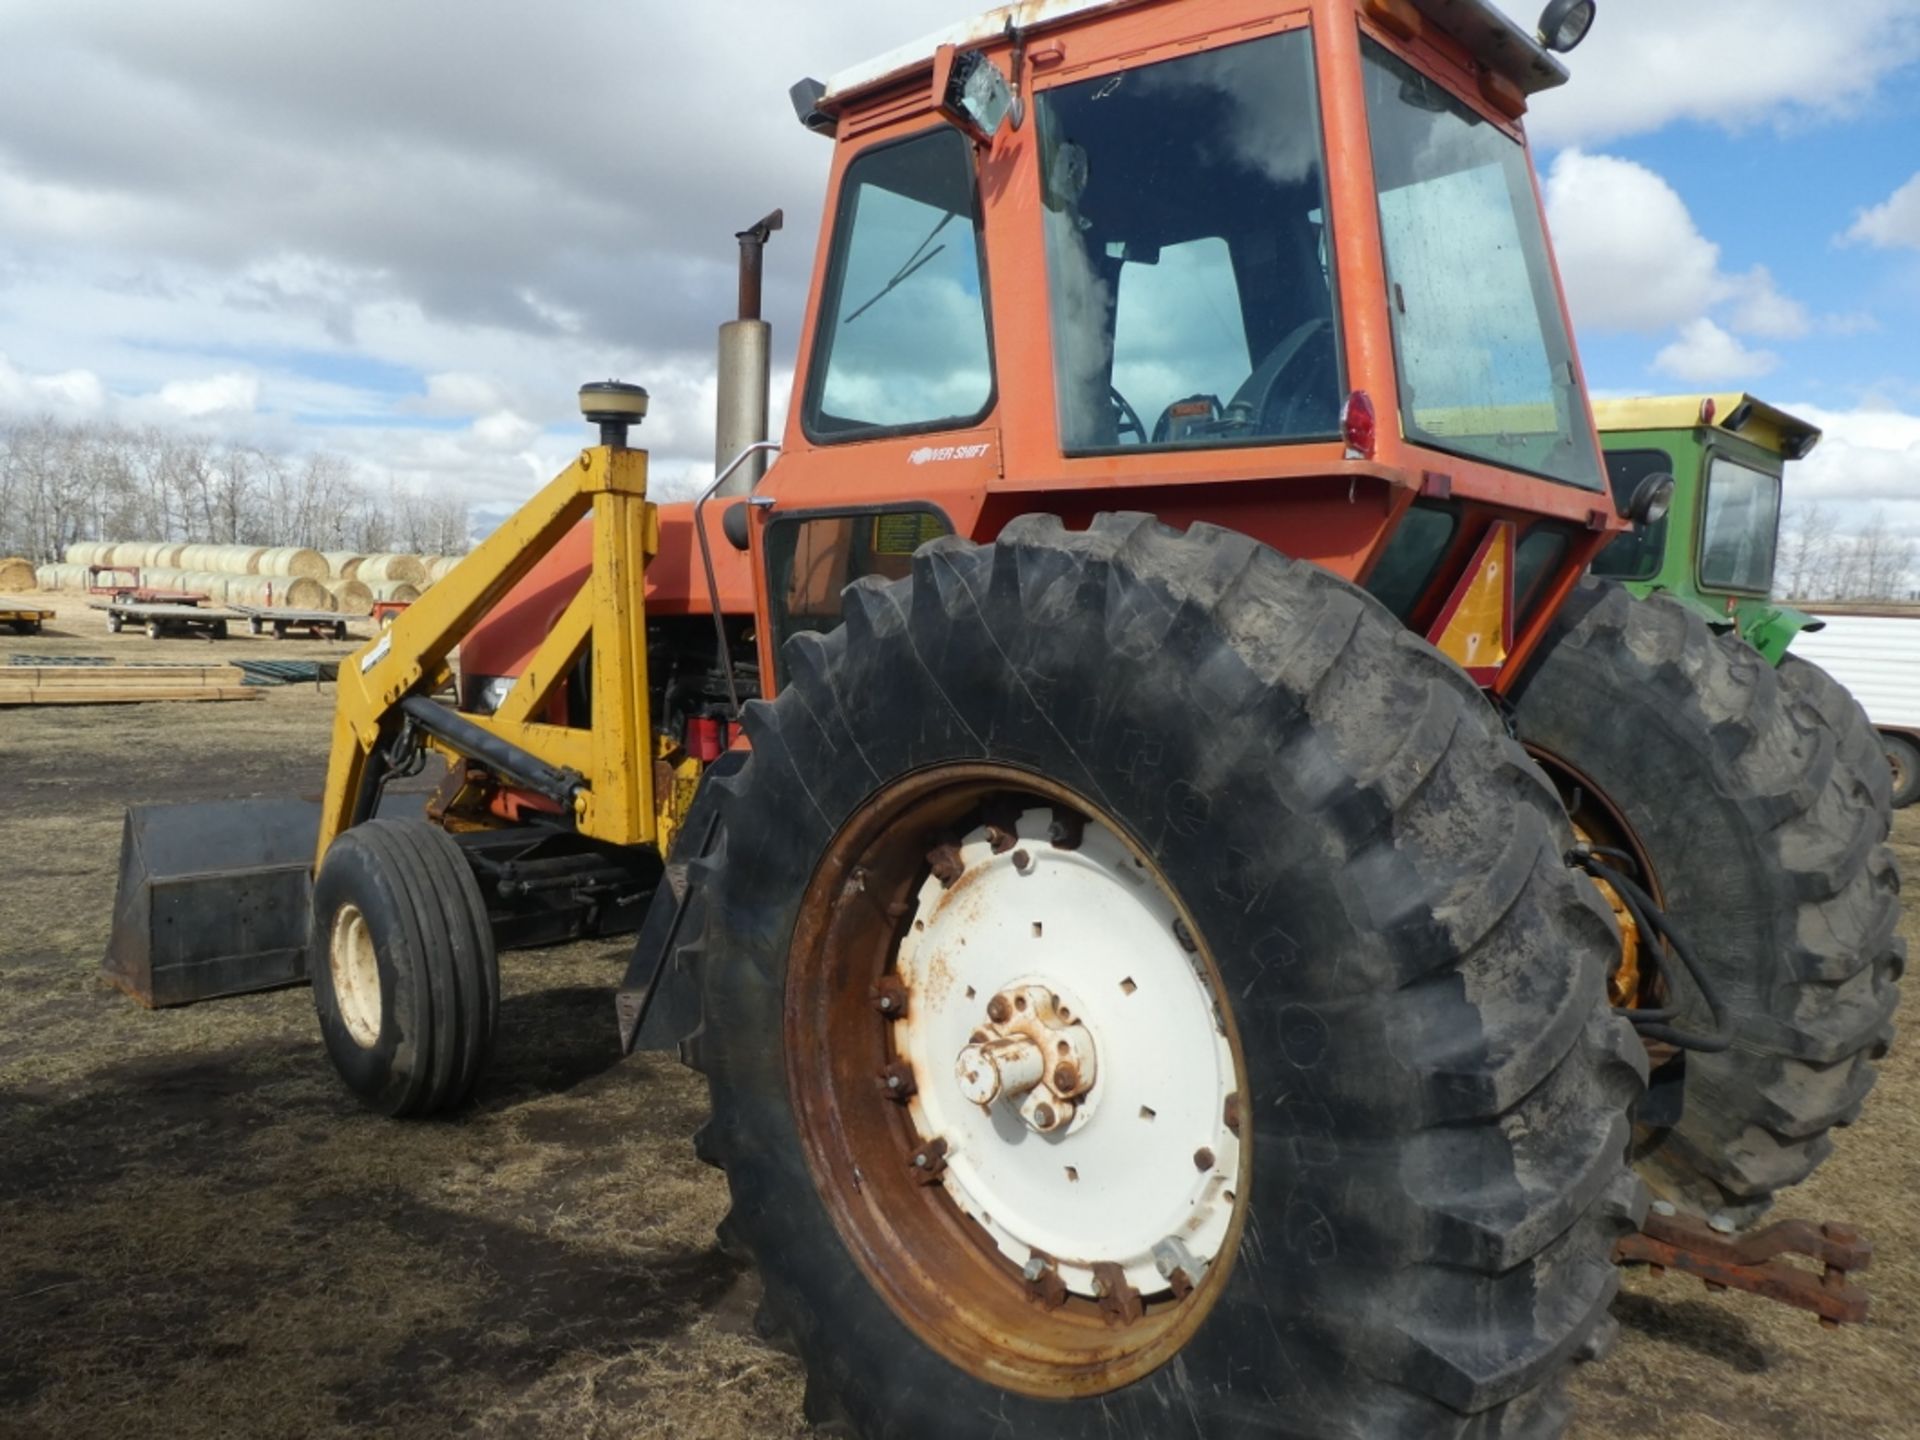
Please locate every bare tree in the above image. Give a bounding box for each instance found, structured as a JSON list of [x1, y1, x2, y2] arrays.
[[1776, 502, 1837, 600], [0, 416, 474, 563]]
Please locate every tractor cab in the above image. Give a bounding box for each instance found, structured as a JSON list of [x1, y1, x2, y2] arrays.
[[1592, 393, 1823, 660], [755, 0, 1620, 692]]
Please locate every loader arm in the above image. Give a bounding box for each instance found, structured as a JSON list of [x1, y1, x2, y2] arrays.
[[318, 442, 659, 867]]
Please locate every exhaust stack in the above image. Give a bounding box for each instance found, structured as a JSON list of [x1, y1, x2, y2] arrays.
[[715, 210, 783, 495]]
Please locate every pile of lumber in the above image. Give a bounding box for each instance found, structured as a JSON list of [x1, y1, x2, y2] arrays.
[[0, 663, 263, 707]]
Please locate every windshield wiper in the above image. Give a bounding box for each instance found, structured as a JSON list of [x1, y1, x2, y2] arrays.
[[844, 210, 957, 324]]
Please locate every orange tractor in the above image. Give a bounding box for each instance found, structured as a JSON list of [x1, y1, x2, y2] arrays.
[[109, 1, 1898, 1434]]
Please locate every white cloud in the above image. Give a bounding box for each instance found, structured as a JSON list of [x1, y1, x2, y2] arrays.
[[1779, 401, 1920, 547], [1724, 265, 1811, 339], [1524, 0, 1920, 146], [1843, 171, 1920, 250], [1545, 150, 1723, 333], [0, 352, 106, 412], [1652, 320, 1779, 383], [416, 372, 509, 416], [1544, 152, 1818, 344], [156, 372, 259, 418], [470, 409, 539, 451]]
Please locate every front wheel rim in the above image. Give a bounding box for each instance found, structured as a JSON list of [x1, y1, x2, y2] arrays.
[[784, 764, 1250, 1398], [328, 901, 382, 1048]]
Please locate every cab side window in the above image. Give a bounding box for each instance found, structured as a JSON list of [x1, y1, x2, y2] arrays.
[[804, 129, 994, 439]]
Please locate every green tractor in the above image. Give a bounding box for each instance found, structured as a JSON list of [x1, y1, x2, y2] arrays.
[[1590, 392, 1821, 662]]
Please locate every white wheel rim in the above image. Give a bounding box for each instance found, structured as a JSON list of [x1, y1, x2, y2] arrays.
[[894, 808, 1241, 1301], [329, 901, 382, 1048]]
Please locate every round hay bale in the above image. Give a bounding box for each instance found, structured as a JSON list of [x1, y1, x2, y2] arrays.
[[255, 546, 329, 580], [356, 553, 429, 586], [284, 576, 333, 610], [0, 556, 37, 592], [64, 542, 101, 566], [174, 570, 230, 603], [325, 578, 375, 616], [320, 551, 367, 579], [368, 580, 421, 604], [425, 555, 460, 583], [224, 576, 283, 609], [182, 544, 265, 574]]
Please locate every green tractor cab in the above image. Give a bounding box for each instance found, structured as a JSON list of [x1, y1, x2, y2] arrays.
[[1592, 393, 1822, 662]]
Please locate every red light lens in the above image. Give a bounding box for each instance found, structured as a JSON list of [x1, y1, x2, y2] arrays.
[[1699, 396, 1716, 425], [1342, 390, 1377, 458]]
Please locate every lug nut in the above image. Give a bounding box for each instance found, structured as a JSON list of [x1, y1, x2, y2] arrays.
[[1194, 1146, 1215, 1172], [986, 994, 1013, 1024], [876, 1060, 916, 1102], [869, 975, 909, 1017], [1012, 848, 1032, 873]]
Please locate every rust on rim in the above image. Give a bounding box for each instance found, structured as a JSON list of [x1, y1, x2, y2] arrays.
[[783, 762, 1251, 1399]]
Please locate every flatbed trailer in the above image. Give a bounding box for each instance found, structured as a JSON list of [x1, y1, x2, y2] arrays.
[[88, 600, 236, 640], [229, 605, 352, 641], [0, 602, 55, 635]]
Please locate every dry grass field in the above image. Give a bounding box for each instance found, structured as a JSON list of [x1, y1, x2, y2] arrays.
[[1, 593, 1914, 1439]]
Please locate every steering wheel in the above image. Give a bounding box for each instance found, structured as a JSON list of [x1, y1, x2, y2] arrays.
[[1109, 385, 1148, 445], [1226, 316, 1337, 438]]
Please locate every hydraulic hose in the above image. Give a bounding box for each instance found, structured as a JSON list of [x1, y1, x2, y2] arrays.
[[1567, 845, 1733, 1054]]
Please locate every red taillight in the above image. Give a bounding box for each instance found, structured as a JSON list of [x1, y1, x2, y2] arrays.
[[1342, 390, 1377, 459], [1699, 396, 1716, 425]]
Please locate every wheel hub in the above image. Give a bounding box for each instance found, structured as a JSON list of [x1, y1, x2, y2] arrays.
[[893, 806, 1241, 1303], [955, 983, 1097, 1132]]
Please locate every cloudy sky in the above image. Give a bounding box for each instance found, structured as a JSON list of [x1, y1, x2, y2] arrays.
[[2, 0, 1917, 539]]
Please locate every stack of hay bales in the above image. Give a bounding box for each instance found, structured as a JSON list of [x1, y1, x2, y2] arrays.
[[46, 539, 459, 610], [355, 553, 427, 606]]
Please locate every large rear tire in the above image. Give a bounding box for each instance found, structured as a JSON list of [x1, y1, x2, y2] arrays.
[[1508, 582, 1903, 1228], [681, 515, 1643, 1438], [311, 819, 499, 1116]]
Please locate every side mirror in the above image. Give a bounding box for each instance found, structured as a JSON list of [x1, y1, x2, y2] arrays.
[[1626, 472, 1675, 526], [934, 45, 1019, 146]]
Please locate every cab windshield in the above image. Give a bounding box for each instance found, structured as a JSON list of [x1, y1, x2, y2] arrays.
[[1361, 40, 1602, 491], [1035, 28, 1343, 452]]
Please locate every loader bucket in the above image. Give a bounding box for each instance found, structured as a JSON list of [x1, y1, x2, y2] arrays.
[[104, 798, 320, 1008]]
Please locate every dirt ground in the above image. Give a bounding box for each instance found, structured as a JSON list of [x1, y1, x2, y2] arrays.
[[1, 591, 1915, 1439]]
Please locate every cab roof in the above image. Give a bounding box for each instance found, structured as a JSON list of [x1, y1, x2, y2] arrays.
[[818, 0, 1568, 112], [1590, 394, 1823, 460]]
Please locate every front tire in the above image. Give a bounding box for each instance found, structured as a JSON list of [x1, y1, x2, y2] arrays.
[[311, 819, 499, 1116], [682, 516, 1643, 1438], [1509, 582, 1902, 1227]]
